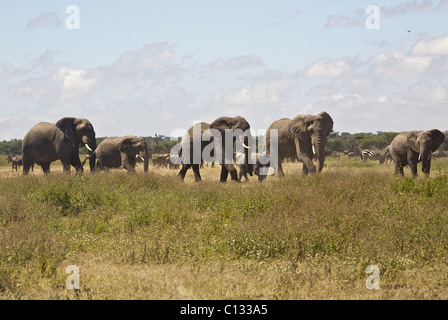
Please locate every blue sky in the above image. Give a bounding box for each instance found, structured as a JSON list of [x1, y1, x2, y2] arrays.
[[1, 1, 448, 140]]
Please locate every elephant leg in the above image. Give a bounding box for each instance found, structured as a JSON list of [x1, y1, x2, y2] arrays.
[[192, 164, 202, 181], [122, 161, 135, 173], [277, 159, 285, 178], [177, 164, 191, 180], [70, 155, 84, 174], [395, 162, 404, 176], [219, 165, 229, 182], [23, 160, 33, 175], [409, 161, 418, 178], [220, 164, 240, 182], [60, 154, 73, 173], [302, 164, 309, 175], [223, 164, 238, 182], [62, 162, 71, 173], [237, 165, 246, 182], [301, 155, 316, 175], [41, 162, 51, 174]]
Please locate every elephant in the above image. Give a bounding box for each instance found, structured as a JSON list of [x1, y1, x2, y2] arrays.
[[389, 129, 445, 177], [90, 136, 149, 173], [260, 111, 334, 179], [22, 117, 97, 174], [151, 154, 169, 168], [234, 151, 269, 182], [176, 116, 253, 182]]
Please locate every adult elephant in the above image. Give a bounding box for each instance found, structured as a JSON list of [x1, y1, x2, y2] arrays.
[[389, 129, 445, 177], [261, 111, 334, 179], [22, 117, 97, 174], [91, 135, 149, 173], [176, 116, 253, 182]]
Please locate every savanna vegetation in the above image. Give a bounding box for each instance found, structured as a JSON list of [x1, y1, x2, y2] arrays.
[[0, 155, 448, 300]]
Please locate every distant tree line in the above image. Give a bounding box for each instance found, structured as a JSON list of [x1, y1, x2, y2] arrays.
[[1, 131, 447, 156], [0, 136, 181, 156], [327, 131, 448, 153]]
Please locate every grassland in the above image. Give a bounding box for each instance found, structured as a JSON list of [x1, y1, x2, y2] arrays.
[[0, 155, 448, 300]]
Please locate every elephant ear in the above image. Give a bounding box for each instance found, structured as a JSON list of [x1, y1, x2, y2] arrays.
[[428, 129, 445, 152], [210, 116, 250, 132], [210, 117, 234, 134], [118, 137, 134, 154], [318, 111, 334, 137], [56, 117, 77, 145], [288, 115, 309, 142], [406, 132, 420, 153]]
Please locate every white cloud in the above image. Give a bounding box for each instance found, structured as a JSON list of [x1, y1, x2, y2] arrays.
[[214, 71, 298, 106], [8, 78, 54, 104], [378, 96, 387, 103], [410, 34, 448, 56], [56, 67, 96, 92], [407, 83, 448, 101], [303, 58, 349, 79], [368, 50, 432, 77], [25, 11, 61, 31], [325, 11, 364, 28], [111, 43, 176, 74], [383, 0, 434, 16], [209, 55, 265, 72], [435, 0, 448, 10]]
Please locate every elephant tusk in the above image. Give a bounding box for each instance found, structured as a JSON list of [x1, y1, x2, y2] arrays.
[[85, 144, 93, 152], [312, 145, 316, 155], [418, 154, 422, 162], [242, 143, 250, 149]]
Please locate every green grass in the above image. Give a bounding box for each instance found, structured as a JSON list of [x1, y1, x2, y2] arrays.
[[0, 158, 448, 299]]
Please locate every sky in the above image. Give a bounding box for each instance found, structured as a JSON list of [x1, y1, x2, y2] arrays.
[[1, 0, 448, 140]]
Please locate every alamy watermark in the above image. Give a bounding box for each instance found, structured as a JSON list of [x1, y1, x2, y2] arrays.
[[66, 265, 80, 290], [366, 5, 380, 30], [365, 265, 380, 290], [66, 5, 80, 30]]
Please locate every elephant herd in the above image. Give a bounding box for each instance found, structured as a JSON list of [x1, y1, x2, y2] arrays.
[[151, 154, 180, 170], [17, 113, 446, 180]]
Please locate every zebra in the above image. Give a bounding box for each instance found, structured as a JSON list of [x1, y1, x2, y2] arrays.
[[360, 149, 381, 161]]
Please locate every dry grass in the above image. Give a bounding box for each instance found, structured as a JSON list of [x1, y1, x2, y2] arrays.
[[1, 156, 448, 300]]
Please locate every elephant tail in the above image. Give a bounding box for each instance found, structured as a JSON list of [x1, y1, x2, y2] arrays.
[[82, 151, 95, 167]]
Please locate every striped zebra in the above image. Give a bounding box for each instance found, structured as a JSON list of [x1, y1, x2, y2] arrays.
[[361, 149, 381, 161]]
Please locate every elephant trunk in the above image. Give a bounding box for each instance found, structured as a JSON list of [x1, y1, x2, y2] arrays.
[[82, 135, 96, 172], [242, 135, 253, 176], [312, 139, 326, 173], [420, 147, 432, 175], [143, 149, 149, 172]]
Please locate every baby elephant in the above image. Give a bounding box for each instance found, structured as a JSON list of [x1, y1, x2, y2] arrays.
[[90, 136, 149, 173], [234, 151, 269, 182]]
